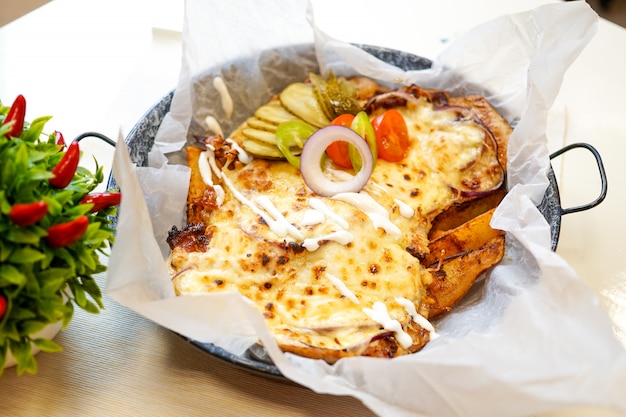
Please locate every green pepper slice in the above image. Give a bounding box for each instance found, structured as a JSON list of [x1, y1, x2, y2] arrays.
[[275, 120, 317, 169], [348, 111, 378, 172]]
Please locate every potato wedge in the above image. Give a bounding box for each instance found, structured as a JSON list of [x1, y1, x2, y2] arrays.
[[425, 234, 505, 318], [185, 146, 216, 225], [186, 147, 205, 202], [423, 208, 504, 268], [429, 186, 506, 240]]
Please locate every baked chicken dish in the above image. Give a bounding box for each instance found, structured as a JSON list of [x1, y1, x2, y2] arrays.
[[166, 73, 509, 362]]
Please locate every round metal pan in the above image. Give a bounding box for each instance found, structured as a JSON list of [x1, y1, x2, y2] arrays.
[[106, 44, 607, 380]]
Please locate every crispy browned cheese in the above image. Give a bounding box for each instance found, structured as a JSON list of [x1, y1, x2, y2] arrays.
[[166, 76, 510, 363]]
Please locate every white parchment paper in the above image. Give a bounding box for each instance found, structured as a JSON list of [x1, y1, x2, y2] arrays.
[[105, 1, 626, 416]]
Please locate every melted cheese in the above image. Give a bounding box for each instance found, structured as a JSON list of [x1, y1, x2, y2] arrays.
[[169, 95, 495, 356]]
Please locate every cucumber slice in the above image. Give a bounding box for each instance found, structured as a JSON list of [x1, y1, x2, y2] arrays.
[[254, 103, 298, 125], [279, 83, 330, 128], [241, 139, 301, 159], [242, 128, 277, 144], [241, 139, 283, 158], [246, 117, 278, 132]]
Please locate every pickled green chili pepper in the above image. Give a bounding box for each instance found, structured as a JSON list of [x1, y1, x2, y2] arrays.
[[348, 111, 378, 172], [275, 120, 317, 169]]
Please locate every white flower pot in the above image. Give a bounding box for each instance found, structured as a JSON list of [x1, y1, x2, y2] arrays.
[[3, 321, 63, 369]]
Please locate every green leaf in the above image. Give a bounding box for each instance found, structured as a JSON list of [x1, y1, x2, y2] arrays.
[[5, 226, 46, 245], [0, 263, 27, 286], [1, 155, 15, 188], [80, 275, 102, 297], [6, 306, 36, 321], [20, 320, 47, 335], [0, 190, 10, 214], [72, 283, 87, 308], [0, 239, 13, 262], [0, 345, 7, 376], [39, 246, 55, 270], [54, 247, 76, 270], [38, 268, 72, 294], [25, 145, 54, 164], [0, 122, 11, 138], [63, 204, 92, 217], [8, 246, 46, 264], [51, 189, 74, 207], [80, 276, 104, 309], [13, 142, 29, 175], [42, 194, 63, 216], [75, 245, 97, 271], [80, 299, 101, 314], [62, 301, 74, 327], [10, 339, 37, 376], [37, 296, 67, 322], [1, 320, 21, 341], [22, 116, 52, 143], [33, 337, 63, 353], [83, 222, 114, 247], [23, 169, 53, 183]]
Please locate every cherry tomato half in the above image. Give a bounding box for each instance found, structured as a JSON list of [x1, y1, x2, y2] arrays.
[[371, 109, 409, 162], [326, 114, 356, 168]]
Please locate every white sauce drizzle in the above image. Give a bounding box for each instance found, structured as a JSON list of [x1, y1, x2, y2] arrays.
[[213, 76, 233, 119], [301, 209, 325, 226], [394, 198, 415, 219], [213, 185, 225, 207], [333, 192, 402, 239], [255, 196, 304, 241], [303, 230, 353, 251], [198, 151, 225, 207], [362, 302, 413, 349], [220, 175, 287, 237], [326, 273, 359, 304], [226, 138, 252, 164], [395, 297, 438, 339], [198, 151, 214, 186], [308, 197, 349, 230], [204, 115, 224, 137], [204, 145, 223, 180]]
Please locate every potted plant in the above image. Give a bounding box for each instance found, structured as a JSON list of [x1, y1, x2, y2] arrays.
[[0, 95, 120, 375]]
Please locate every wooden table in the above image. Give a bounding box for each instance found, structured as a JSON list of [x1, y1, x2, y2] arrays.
[[1, 1, 625, 416]]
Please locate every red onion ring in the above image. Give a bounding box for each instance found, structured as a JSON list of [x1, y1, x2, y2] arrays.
[[300, 126, 374, 197]]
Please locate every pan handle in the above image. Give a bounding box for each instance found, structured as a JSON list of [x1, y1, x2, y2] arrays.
[[549, 142, 608, 216], [73, 131, 117, 147]]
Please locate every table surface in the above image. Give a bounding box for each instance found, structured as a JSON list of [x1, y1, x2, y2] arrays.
[[1, 1, 625, 416]]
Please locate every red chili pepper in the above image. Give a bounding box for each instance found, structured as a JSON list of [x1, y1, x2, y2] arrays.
[[55, 130, 66, 148], [0, 294, 7, 320], [46, 215, 89, 248], [2, 94, 26, 138], [9, 200, 48, 226], [49, 140, 80, 188], [80, 192, 121, 212]]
